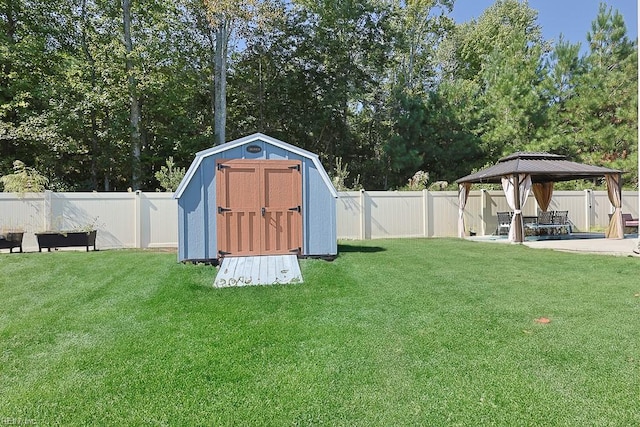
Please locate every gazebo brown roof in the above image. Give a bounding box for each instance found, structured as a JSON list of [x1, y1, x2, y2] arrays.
[[456, 152, 622, 184], [455, 152, 625, 242]]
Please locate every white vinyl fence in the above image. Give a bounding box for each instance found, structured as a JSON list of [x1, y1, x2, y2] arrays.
[[1, 190, 638, 252], [337, 190, 639, 239], [0, 191, 177, 252]]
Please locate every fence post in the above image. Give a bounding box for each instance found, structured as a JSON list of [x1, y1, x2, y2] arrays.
[[359, 189, 366, 240], [135, 190, 142, 248], [584, 189, 592, 232], [423, 189, 429, 237], [43, 190, 52, 231], [480, 189, 487, 236]]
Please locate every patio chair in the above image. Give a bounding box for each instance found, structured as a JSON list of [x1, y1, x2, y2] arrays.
[[535, 210, 554, 235], [496, 211, 512, 236], [552, 210, 571, 234], [537, 210, 554, 225]]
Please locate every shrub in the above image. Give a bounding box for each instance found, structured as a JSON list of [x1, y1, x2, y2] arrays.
[[0, 160, 49, 194]]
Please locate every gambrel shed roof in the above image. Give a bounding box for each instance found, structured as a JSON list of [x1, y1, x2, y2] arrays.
[[174, 133, 338, 199]]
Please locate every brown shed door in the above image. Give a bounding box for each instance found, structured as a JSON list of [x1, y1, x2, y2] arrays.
[[216, 159, 302, 257]]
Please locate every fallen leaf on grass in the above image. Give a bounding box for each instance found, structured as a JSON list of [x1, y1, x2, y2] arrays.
[[634, 293, 640, 297], [534, 317, 551, 324]]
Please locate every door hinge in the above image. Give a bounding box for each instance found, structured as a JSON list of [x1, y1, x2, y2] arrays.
[[217, 163, 230, 170], [288, 205, 301, 212], [218, 206, 231, 214], [288, 164, 300, 171]]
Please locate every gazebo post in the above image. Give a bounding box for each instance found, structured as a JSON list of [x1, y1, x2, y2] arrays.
[[513, 174, 524, 243]]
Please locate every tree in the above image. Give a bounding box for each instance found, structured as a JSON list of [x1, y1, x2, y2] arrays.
[[391, 0, 453, 93], [53, 0, 130, 191], [0, 0, 64, 176], [154, 157, 185, 191], [536, 36, 585, 156], [227, 0, 399, 188], [436, 0, 548, 163], [291, 0, 398, 186], [438, 0, 543, 83], [548, 4, 637, 186], [202, 0, 281, 145], [380, 0, 456, 188], [479, 30, 548, 157], [422, 81, 484, 182], [578, 3, 637, 182], [2, 0, 634, 192], [122, 0, 143, 190]]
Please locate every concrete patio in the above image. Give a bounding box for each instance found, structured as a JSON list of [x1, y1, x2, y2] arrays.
[[470, 233, 640, 257], [524, 235, 640, 257]]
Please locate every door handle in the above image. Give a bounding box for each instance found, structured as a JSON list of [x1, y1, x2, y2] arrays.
[[261, 207, 266, 216]]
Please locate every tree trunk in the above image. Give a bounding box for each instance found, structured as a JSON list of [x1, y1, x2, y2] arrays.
[[213, 22, 229, 146], [205, 27, 216, 129], [81, 0, 100, 191], [122, 0, 142, 189], [1, 0, 18, 162]]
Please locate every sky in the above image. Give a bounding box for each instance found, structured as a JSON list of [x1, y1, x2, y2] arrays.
[[450, 0, 638, 50]]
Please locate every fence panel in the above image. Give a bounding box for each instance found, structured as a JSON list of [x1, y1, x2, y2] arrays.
[[336, 192, 361, 240], [428, 191, 459, 237], [365, 191, 425, 239], [141, 193, 178, 248], [460, 191, 484, 236], [50, 192, 137, 250], [0, 193, 46, 251], [547, 191, 590, 232]]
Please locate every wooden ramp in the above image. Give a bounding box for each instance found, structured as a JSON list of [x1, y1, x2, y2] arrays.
[[214, 255, 303, 288]]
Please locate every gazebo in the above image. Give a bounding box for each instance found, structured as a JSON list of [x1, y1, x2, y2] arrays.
[[455, 152, 625, 242]]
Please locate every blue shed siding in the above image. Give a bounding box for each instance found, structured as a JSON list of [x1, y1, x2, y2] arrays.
[[202, 156, 217, 259], [178, 168, 205, 260], [176, 134, 337, 262], [304, 165, 337, 255]]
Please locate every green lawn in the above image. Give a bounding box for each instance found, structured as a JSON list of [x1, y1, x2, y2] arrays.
[[1, 240, 638, 426]]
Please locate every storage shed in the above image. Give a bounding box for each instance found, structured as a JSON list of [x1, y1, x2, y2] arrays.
[[174, 133, 338, 262]]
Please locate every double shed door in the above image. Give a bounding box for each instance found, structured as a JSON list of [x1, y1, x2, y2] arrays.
[[216, 159, 302, 257]]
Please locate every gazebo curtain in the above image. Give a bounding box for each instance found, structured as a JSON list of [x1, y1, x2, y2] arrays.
[[458, 183, 471, 238], [604, 173, 624, 239], [532, 182, 554, 212], [502, 174, 532, 242]]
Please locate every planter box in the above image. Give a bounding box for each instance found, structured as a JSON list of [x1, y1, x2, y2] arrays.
[[0, 232, 24, 253], [35, 230, 97, 252]]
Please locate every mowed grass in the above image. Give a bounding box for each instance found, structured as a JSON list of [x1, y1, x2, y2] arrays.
[[0, 240, 638, 426]]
